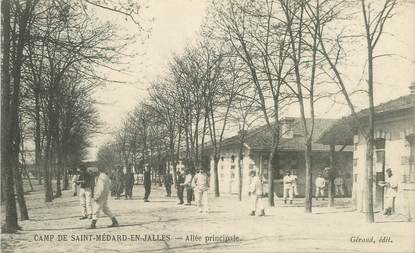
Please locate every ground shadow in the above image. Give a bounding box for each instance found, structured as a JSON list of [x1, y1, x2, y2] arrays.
[[22, 218, 181, 232]]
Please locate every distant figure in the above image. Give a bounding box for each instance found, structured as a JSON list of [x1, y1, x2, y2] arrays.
[[193, 168, 209, 213], [115, 166, 124, 200], [143, 165, 151, 202], [248, 170, 265, 216], [71, 168, 79, 197], [334, 174, 345, 197], [290, 170, 299, 197], [184, 170, 194, 205], [176, 170, 185, 205], [315, 173, 326, 200], [77, 165, 94, 219], [380, 168, 399, 215], [89, 167, 119, 229], [124, 166, 135, 200], [283, 171, 293, 204], [164, 171, 173, 197]]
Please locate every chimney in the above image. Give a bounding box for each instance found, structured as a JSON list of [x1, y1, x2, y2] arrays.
[[410, 82, 415, 95]]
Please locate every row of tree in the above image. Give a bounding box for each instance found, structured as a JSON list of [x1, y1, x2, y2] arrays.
[[98, 0, 401, 224], [1, 0, 145, 233]]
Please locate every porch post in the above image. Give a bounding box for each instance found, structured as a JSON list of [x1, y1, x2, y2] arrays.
[[328, 138, 336, 207]]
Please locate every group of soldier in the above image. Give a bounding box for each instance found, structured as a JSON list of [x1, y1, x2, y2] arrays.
[[71, 166, 119, 229], [164, 168, 210, 213], [69, 162, 399, 228]]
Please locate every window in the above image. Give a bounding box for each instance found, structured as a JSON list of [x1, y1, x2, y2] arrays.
[[221, 156, 224, 161], [231, 155, 235, 163], [353, 158, 358, 167], [230, 165, 235, 170], [376, 151, 385, 163], [281, 121, 294, 138]]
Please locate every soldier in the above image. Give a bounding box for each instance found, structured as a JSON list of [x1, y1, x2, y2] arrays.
[[183, 170, 194, 205], [315, 173, 326, 200], [334, 174, 345, 197], [71, 168, 79, 197], [124, 165, 135, 200], [193, 168, 209, 213], [115, 166, 124, 200], [143, 165, 151, 202], [283, 171, 293, 204], [290, 170, 299, 197], [176, 170, 185, 204], [77, 165, 94, 219], [380, 168, 399, 215], [248, 170, 265, 216], [89, 167, 119, 229], [164, 170, 173, 197]]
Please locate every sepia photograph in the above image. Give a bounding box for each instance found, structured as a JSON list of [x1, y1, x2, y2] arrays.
[[1, 0, 414, 252]]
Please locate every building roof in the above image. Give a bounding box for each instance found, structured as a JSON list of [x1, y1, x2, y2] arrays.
[[318, 94, 415, 145], [220, 117, 339, 152]]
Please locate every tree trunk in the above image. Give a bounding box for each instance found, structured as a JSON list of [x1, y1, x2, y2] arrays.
[[55, 166, 62, 197], [268, 148, 276, 207], [1, 0, 19, 233], [304, 141, 313, 213], [213, 156, 220, 197], [44, 136, 54, 202], [14, 166, 29, 220], [20, 140, 33, 191], [63, 168, 69, 190], [238, 146, 244, 201], [35, 92, 42, 185]]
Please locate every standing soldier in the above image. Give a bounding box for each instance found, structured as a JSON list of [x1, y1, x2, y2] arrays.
[[143, 165, 151, 202], [248, 170, 265, 216], [283, 171, 293, 204], [380, 168, 399, 215], [71, 168, 79, 197], [115, 166, 124, 200], [176, 170, 185, 205], [290, 170, 299, 197], [183, 170, 193, 205], [89, 167, 119, 229], [315, 173, 326, 200], [334, 173, 345, 197], [77, 165, 94, 219], [164, 170, 173, 197], [124, 165, 135, 200], [193, 168, 209, 213]]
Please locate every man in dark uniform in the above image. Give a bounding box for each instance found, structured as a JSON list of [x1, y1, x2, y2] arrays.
[[115, 166, 124, 200], [143, 165, 151, 202], [176, 170, 185, 205], [124, 165, 135, 200], [164, 170, 173, 197]]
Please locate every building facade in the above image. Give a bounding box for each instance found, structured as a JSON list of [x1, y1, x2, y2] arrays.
[[210, 118, 354, 197], [319, 90, 415, 220]]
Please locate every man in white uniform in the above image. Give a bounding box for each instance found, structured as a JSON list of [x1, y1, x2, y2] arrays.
[[380, 168, 399, 216], [315, 173, 326, 200], [89, 167, 119, 229], [283, 171, 293, 204], [248, 170, 265, 216], [193, 168, 209, 213]]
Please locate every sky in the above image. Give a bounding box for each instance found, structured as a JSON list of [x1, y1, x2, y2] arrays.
[[86, 0, 415, 161]]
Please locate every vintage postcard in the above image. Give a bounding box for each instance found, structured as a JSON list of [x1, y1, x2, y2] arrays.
[[1, 0, 414, 252]]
